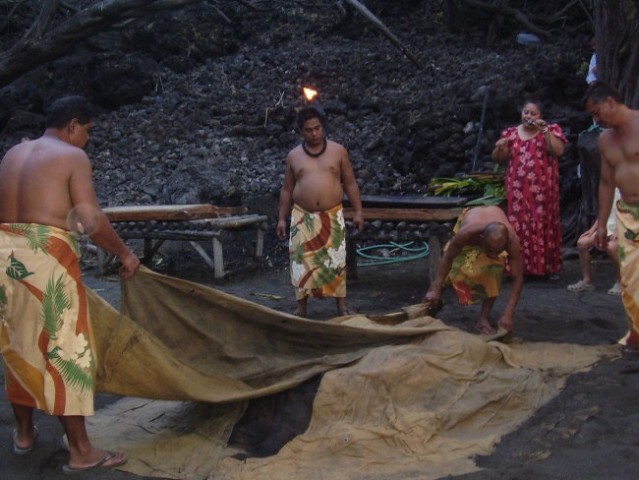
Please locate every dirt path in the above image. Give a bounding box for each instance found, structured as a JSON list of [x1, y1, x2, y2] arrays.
[[2, 256, 636, 479]]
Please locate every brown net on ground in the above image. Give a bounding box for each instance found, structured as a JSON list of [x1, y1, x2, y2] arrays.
[[86, 267, 619, 480]]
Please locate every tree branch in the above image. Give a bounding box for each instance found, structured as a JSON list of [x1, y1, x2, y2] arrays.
[[343, 0, 422, 69], [21, 0, 61, 41], [0, 0, 205, 88]]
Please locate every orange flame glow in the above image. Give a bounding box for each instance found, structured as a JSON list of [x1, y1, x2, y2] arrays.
[[303, 87, 318, 102]]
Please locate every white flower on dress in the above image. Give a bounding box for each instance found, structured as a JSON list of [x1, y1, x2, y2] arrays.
[[56, 332, 89, 364], [76, 345, 93, 369], [326, 247, 345, 270], [291, 261, 306, 283]]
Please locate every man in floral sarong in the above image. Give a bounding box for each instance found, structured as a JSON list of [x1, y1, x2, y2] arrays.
[[0, 95, 139, 473], [277, 106, 364, 316], [586, 82, 639, 353], [423, 206, 524, 334]]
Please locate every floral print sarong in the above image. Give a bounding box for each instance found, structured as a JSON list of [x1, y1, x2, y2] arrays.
[[0, 223, 96, 416], [447, 210, 507, 305], [615, 201, 639, 348], [289, 204, 346, 300]]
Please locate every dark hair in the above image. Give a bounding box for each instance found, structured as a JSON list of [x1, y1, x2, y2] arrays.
[[521, 99, 545, 116], [296, 106, 325, 129], [46, 95, 96, 128], [583, 81, 623, 106]]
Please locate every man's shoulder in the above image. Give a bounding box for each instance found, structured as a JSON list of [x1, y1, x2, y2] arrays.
[[598, 127, 617, 147], [326, 140, 348, 159], [287, 143, 304, 155], [327, 139, 346, 150]]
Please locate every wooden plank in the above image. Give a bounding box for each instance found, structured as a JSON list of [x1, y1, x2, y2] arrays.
[[191, 215, 268, 229], [343, 207, 463, 222], [343, 195, 467, 209], [103, 204, 248, 222], [112, 215, 268, 241]]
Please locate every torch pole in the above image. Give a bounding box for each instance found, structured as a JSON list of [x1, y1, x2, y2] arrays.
[[471, 85, 491, 172]]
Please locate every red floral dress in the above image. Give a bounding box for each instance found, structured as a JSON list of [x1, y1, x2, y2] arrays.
[[500, 124, 566, 276]]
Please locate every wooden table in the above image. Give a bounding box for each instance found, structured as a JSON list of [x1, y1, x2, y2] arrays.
[[342, 195, 467, 280], [97, 204, 269, 278]]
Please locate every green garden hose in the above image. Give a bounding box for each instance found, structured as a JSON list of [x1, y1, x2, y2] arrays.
[[356, 241, 430, 266]]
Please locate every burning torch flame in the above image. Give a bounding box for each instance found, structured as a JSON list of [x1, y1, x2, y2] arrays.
[[303, 87, 318, 102]]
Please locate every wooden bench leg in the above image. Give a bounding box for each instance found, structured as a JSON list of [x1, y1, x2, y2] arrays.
[[212, 237, 225, 279], [428, 236, 442, 284], [142, 238, 166, 264], [97, 247, 107, 276], [346, 236, 358, 281], [255, 228, 264, 258], [188, 241, 221, 277]]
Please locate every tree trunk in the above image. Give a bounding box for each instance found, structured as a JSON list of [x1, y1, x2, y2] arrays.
[[594, 0, 639, 107], [0, 0, 203, 88]]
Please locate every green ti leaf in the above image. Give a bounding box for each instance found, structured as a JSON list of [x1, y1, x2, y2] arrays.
[[6, 256, 34, 281], [11, 224, 51, 254], [41, 274, 71, 340]]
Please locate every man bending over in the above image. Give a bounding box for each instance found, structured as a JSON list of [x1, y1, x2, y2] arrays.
[[423, 206, 524, 334]]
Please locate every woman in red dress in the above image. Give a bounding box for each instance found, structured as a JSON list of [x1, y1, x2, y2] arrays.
[[491, 100, 567, 278]]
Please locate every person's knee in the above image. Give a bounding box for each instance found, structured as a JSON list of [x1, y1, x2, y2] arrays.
[[577, 236, 593, 251]]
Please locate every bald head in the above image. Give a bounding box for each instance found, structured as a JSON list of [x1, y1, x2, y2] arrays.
[[482, 222, 508, 256]]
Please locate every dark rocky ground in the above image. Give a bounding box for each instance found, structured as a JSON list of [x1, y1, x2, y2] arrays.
[[2, 251, 638, 479], [0, 1, 595, 237]]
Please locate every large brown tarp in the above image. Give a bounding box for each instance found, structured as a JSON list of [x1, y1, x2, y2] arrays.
[[87, 267, 619, 480]]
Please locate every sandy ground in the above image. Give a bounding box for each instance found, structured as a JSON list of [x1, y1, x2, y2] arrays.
[[2, 250, 638, 480]]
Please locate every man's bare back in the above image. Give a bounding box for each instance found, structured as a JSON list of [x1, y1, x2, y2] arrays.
[[0, 97, 138, 278], [460, 205, 510, 231], [0, 136, 90, 230]]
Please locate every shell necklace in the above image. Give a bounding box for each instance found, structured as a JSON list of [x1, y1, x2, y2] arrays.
[[302, 138, 327, 158]]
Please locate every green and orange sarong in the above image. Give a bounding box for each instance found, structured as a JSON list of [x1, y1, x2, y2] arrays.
[[615, 200, 639, 348], [0, 223, 96, 416], [447, 210, 507, 305], [289, 204, 346, 301]]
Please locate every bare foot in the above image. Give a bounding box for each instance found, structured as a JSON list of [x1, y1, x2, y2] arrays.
[[475, 320, 496, 335], [498, 319, 513, 332]]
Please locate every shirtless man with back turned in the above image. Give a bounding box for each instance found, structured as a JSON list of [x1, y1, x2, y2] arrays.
[[0, 95, 139, 473], [277, 106, 364, 317], [585, 81, 639, 352], [423, 206, 524, 334]]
